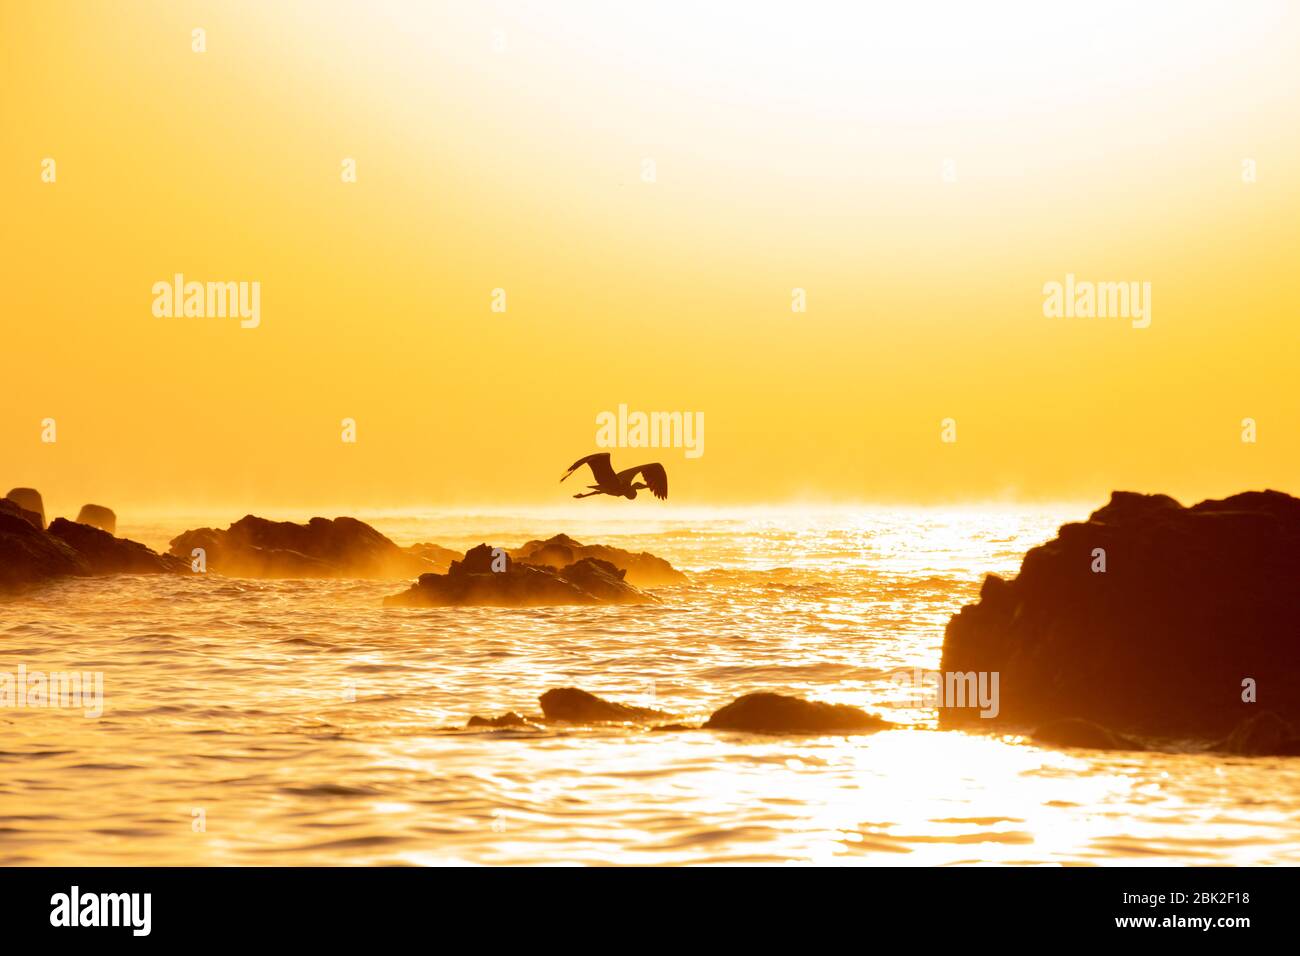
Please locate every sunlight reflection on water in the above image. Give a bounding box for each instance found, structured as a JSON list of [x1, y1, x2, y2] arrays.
[[2, 507, 1297, 865]]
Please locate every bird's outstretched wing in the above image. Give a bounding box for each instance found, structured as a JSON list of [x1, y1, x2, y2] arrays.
[[561, 452, 617, 485], [619, 462, 668, 500]]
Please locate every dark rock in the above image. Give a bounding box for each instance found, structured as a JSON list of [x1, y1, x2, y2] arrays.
[[539, 688, 665, 722], [450, 543, 510, 575], [169, 515, 434, 579], [0, 496, 44, 531], [1030, 718, 1146, 752], [511, 533, 687, 587], [4, 488, 45, 529], [384, 545, 659, 607], [1, 504, 186, 591], [466, 711, 538, 730], [0, 509, 89, 592], [704, 692, 892, 734], [556, 558, 640, 601], [941, 490, 1300, 738], [74, 504, 117, 535], [171, 526, 333, 576], [650, 723, 697, 732], [1215, 712, 1300, 756], [48, 519, 186, 575], [387, 566, 588, 607]]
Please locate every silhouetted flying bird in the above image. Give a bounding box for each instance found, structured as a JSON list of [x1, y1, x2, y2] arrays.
[[560, 453, 668, 500]]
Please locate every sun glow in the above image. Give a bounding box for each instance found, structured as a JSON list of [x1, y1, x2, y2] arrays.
[[4, 0, 1298, 510]]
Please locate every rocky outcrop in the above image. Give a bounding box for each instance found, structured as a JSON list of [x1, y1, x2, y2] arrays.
[[0, 504, 88, 592], [941, 490, 1300, 739], [4, 488, 45, 529], [0, 495, 43, 531], [162, 521, 685, 585], [384, 544, 659, 607], [169, 515, 435, 579], [48, 519, 186, 575], [510, 533, 687, 587], [539, 688, 665, 722], [704, 692, 892, 734], [74, 504, 116, 535], [171, 526, 334, 576], [1, 505, 184, 592]]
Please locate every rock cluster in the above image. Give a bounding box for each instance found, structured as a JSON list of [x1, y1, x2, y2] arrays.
[[1, 491, 182, 592], [467, 687, 893, 735], [169, 515, 439, 579], [385, 544, 659, 607], [942, 490, 1300, 742], [510, 533, 687, 587]]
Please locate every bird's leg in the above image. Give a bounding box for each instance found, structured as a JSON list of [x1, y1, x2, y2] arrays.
[[572, 491, 601, 499]]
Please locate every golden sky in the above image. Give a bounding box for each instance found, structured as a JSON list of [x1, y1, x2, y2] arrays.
[[3, 0, 1298, 513]]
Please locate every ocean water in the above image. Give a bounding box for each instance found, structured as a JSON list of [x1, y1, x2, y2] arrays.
[[1, 506, 1297, 866]]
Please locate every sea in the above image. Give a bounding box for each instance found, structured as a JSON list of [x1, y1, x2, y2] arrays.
[[2, 505, 1296, 865]]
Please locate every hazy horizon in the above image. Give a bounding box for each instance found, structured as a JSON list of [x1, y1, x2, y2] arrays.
[[15, 488, 1286, 527], [5, 0, 1298, 510]]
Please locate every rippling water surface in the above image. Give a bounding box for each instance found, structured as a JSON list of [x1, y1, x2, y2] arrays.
[[2, 507, 1297, 865]]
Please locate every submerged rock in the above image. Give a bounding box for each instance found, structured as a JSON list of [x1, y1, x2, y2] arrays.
[[4, 488, 45, 529], [74, 504, 117, 535], [468, 688, 895, 737], [0, 504, 88, 592], [48, 519, 186, 575], [1030, 718, 1146, 752], [384, 545, 659, 607], [511, 533, 687, 587], [1215, 712, 1300, 757], [539, 688, 666, 722], [941, 490, 1300, 738], [169, 515, 435, 579], [704, 692, 892, 734], [466, 711, 539, 730]]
